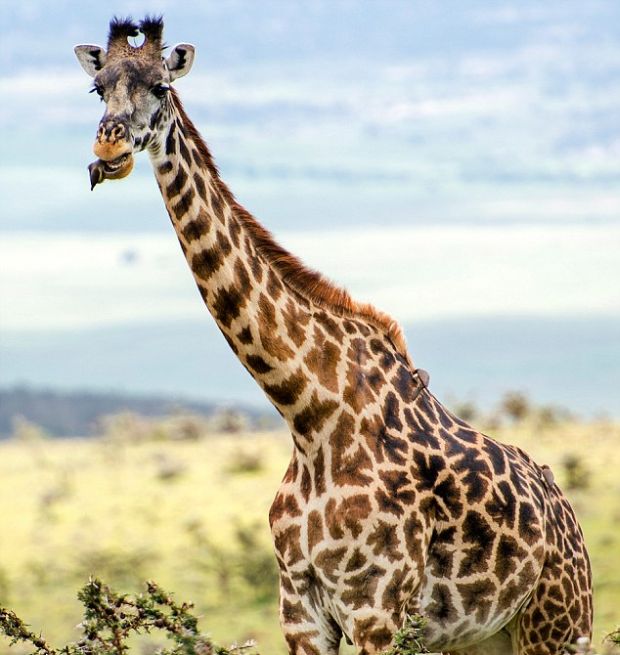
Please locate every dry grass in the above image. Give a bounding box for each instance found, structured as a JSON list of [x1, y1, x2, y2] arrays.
[[0, 418, 618, 654]]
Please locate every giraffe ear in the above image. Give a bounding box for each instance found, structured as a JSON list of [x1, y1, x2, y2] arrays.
[[165, 44, 195, 81], [74, 45, 107, 77]]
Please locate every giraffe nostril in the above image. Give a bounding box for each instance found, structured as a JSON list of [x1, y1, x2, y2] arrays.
[[98, 122, 128, 143]]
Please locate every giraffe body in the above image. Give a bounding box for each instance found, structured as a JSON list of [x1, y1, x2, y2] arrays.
[[270, 387, 591, 655], [75, 17, 593, 654]]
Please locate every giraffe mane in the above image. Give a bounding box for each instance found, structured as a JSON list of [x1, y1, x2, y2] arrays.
[[171, 91, 411, 362]]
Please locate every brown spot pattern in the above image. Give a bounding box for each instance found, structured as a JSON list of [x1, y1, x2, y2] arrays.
[[145, 96, 593, 655]]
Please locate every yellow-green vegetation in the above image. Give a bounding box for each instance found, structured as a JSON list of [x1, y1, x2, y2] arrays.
[[1, 578, 259, 655], [0, 415, 619, 654], [383, 614, 430, 655]]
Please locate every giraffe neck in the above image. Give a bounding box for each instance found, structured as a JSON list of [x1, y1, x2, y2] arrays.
[[148, 92, 412, 453]]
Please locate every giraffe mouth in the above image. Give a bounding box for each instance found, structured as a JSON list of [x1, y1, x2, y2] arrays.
[[103, 153, 131, 173], [88, 153, 135, 190]]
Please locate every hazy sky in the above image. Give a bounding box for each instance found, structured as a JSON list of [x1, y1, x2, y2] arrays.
[[1, 1, 618, 411]]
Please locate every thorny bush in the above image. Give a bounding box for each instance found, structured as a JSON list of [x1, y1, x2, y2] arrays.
[[0, 578, 258, 655]]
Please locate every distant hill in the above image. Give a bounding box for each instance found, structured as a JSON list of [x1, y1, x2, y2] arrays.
[[0, 387, 272, 438]]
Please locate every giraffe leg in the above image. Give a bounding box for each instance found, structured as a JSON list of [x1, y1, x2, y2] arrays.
[[278, 584, 341, 655], [350, 610, 402, 655], [281, 626, 339, 655], [515, 562, 593, 654], [514, 484, 594, 654]]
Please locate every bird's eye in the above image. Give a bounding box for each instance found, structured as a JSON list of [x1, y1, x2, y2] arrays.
[[89, 84, 104, 98], [151, 83, 170, 99]]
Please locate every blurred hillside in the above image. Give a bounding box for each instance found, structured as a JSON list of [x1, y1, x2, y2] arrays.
[[0, 387, 279, 438]]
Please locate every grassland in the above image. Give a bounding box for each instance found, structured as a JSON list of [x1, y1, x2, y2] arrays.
[[0, 417, 619, 654]]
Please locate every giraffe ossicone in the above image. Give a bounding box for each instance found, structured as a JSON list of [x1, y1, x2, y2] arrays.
[[75, 16, 593, 655]]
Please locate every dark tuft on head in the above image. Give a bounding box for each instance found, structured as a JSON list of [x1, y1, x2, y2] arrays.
[[139, 15, 165, 52], [108, 16, 139, 50], [139, 15, 164, 39], [105, 15, 165, 61]]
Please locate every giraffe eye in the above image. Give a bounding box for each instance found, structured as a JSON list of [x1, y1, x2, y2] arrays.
[[89, 84, 104, 98], [151, 83, 170, 99]]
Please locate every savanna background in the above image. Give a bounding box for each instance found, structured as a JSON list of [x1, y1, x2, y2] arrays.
[[0, 1, 619, 653]]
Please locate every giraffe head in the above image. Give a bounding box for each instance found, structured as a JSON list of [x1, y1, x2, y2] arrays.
[[74, 16, 194, 189]]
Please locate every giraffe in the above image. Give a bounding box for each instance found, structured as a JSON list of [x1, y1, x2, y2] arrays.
[[75, 17, 593, 655]]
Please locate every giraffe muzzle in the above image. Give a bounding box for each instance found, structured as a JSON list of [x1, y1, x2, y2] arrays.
[[93, 120, 132, 160], [89, 120, 135, 189]]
